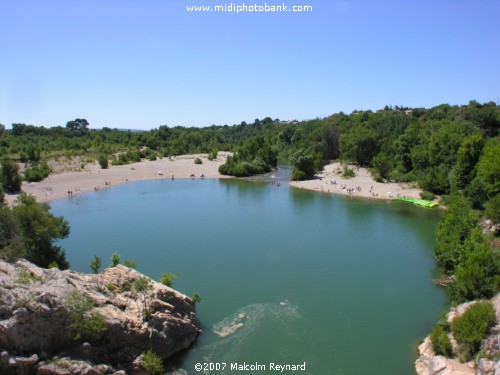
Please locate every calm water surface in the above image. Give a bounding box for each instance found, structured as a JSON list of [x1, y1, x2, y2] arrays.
[[51, 174, 445, 375]]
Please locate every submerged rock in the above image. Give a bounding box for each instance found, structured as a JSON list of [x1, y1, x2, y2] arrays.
[[0, 259, 201, 373]]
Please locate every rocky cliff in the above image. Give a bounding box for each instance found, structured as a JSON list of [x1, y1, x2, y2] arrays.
[[415, 294, 500, 375], [0, 259, 201, 374]]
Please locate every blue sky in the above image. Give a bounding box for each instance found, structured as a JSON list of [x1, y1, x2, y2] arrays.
[[0, 0, 498, 130]]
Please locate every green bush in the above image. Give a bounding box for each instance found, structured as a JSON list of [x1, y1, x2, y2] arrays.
[[98, 155, 109, 169], [105, 283, 116, 293], [24, 160, 51, 182], [110, 252, 120, 267], [448, 227, 499, 303], [160, 272, 178, 288], [66, 291, 107, 341], [291, 169, 308, 181], [451, 301, 496, 356], [208, 150, 218, 161], [90, 255, 102, 274], [1, 157, 22, 192], [342, 167, 355, 178], [290, 150, 315, 181], [194, 157, 202, 164], [192, 292, 201, 304], [123, 259, 137, 268], [142, 349, 164, 375], [486, 193, 500, 223], [420, 191, 436, 200], [430, 325, 452, 357]]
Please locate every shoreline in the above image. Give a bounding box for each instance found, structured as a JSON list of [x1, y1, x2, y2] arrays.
[[289, 162, 425, 202], [6, 156, 427, 206], [5, 152, 231, 206]]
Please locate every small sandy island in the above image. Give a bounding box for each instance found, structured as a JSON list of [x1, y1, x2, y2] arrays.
[[5, 153, 231, 205], [289, 162, 424, 201]]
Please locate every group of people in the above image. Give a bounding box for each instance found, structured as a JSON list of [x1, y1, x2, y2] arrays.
[[339, 184, 361, 194], [369, 185, 379, 197]]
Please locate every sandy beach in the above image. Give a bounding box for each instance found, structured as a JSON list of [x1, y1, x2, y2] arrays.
[[289, 162, 424, 201], [6, 155, 426, 206], [5, 153, 231, 205]]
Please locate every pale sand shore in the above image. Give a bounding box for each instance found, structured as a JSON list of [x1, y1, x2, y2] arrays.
[[6, 155, 424, 206], [5, 153, 231, 205], [289, 162, 424, 201]]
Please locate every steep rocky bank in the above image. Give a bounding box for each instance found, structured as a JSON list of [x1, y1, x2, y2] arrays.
[[0, 259, 201, 374], [415, 294, 500, 375]]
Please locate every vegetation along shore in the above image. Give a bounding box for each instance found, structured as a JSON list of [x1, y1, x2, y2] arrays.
[[0, 100, 499, 373]]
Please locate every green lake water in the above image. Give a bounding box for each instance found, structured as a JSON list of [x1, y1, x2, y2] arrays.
[[51, 173, 445, 375]]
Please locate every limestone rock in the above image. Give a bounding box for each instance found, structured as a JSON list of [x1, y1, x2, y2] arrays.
[[0, 259, 201, 372], [416, 294, 500, 375]]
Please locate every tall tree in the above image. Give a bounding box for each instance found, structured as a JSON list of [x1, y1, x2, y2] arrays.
[[1, 158, 22, 193], [12, 193, 70, 269], [66, 118, 89, 131]]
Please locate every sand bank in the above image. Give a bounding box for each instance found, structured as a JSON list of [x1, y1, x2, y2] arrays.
[[289, 162, 424, 201], [5, 153, 230, 205], [6, 155, 425, 206]]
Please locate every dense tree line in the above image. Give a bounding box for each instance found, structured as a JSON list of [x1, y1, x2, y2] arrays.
[[0, 102, 498, 275]]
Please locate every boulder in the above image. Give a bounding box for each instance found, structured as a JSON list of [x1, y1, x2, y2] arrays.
[[0, 259, 201, 372]]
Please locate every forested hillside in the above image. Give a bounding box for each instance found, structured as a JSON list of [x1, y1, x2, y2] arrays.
[[1, 101, 499, 302]]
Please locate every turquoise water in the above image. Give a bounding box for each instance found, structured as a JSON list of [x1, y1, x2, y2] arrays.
[[51, 175, 445, 375]]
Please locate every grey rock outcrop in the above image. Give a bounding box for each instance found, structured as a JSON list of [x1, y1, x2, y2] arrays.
[[0, 259, 201, 373], [415, 294, 500, 375]]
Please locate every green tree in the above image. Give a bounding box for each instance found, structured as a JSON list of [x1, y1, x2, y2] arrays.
[[123, 259, 137, 268], [1, 158, 22, 193], [339, 125, 379, 166], [476, 138, 500, 196], [12, 193, 70, 269], [66, 291, 107, 341], [419, 165, 450, 195], [430, 325, 452, 357], [26, 144, 41, 163], [134, 276, 153, 321], [110, 252, 120, 267], [450, 135, 484, 189], [90, 255, 102, 274], [465, 176, 488, 210], [142, 349, 164, 375], [449, 228, 499, 303], [160, 272, 178, 288], [192, 292, 202, 304], [372, 152, 393, 179], [434, 194, 477, 274], [66, 118, 89, 131], [290, 149, 315, 180], [485, 193, 500, 222], [451, 301, 496, 356], [98, 155, 109, 169]]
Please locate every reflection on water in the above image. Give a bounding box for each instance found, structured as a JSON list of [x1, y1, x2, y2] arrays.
[[51, 177, 444, 375]]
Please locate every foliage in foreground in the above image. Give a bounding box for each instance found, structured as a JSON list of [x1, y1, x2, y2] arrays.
[[430, 325, 452, 357], [160, 272, 177, 288], [451, 301, 496, 357], [66, 291, 107, 341], [0, 193, 70, 269], [142, 349, 164, 375], [434, 194, 499, 304]]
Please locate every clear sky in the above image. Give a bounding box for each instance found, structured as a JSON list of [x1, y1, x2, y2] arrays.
[[0, 0, 498, 130]]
